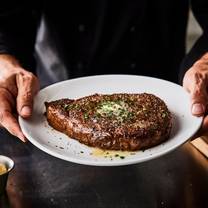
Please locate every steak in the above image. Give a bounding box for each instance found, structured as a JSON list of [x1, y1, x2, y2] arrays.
[[45, 93, 172, 151]]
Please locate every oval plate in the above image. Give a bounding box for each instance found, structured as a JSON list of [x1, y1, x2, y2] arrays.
[[19, 75, 202, 166]]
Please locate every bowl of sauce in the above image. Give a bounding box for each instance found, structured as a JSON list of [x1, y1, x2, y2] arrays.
[[0, 156, 14, 195]]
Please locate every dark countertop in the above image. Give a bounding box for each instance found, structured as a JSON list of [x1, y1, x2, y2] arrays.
[[0, 128, 208, 208]]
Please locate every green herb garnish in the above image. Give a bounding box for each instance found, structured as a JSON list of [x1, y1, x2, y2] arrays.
[[63, 104, 70, 110], [162, 112, 167, 118], [84, 113, 89, 120], [63, 103, 80, 111]]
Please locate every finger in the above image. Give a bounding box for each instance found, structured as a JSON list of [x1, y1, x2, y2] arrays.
[[0, 110, 26, 142], [16, 72, 39, 118], [189, 73, 208, 116], [0, 91, 26, 142], [200, 53, 208, 61], [192, 116, 208, 138]]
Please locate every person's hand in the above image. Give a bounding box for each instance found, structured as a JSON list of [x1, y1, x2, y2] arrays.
[[0, 54, 39, 142], [183, 53, 208, 136]]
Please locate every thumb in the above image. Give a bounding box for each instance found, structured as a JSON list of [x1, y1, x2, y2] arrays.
[[190, 79, 207, 116], [16, 72, 37, 118]]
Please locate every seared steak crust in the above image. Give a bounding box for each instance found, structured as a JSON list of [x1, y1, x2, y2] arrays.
[[45, 93, 172, 151]]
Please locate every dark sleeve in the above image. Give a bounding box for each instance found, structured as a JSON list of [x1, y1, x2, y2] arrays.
[[0, 1, 40, 71], [179, 0, 208, 83]]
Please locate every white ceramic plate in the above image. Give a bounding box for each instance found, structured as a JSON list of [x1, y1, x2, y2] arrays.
[[19, 75, 202, 166]]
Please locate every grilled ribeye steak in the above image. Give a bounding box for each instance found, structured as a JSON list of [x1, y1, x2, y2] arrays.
[[45, 93, 172, 151]]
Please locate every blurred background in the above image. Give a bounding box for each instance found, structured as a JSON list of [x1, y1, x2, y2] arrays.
[[37, 10, 203, 87], [187, 11, 202, 52]]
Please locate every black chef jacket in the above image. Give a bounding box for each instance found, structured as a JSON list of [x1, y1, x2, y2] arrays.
[[0, 0, 208, 85]]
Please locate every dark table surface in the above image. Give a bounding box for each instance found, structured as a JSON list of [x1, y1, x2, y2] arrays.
[[0, 128, 208, 208]]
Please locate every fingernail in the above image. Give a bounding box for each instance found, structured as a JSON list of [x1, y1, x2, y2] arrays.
[[21, 106, 31, 116], [18, 134, 27, 143], [192, 103, 205, 115]]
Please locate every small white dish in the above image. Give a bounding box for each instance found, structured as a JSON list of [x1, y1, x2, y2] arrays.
[[0, 155, 14, 195]]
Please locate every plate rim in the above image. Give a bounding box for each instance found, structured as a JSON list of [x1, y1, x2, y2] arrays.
[[39, 74, 186, 93]]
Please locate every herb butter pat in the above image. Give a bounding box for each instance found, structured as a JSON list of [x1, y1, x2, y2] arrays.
[[96, 101, 130, 121]]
